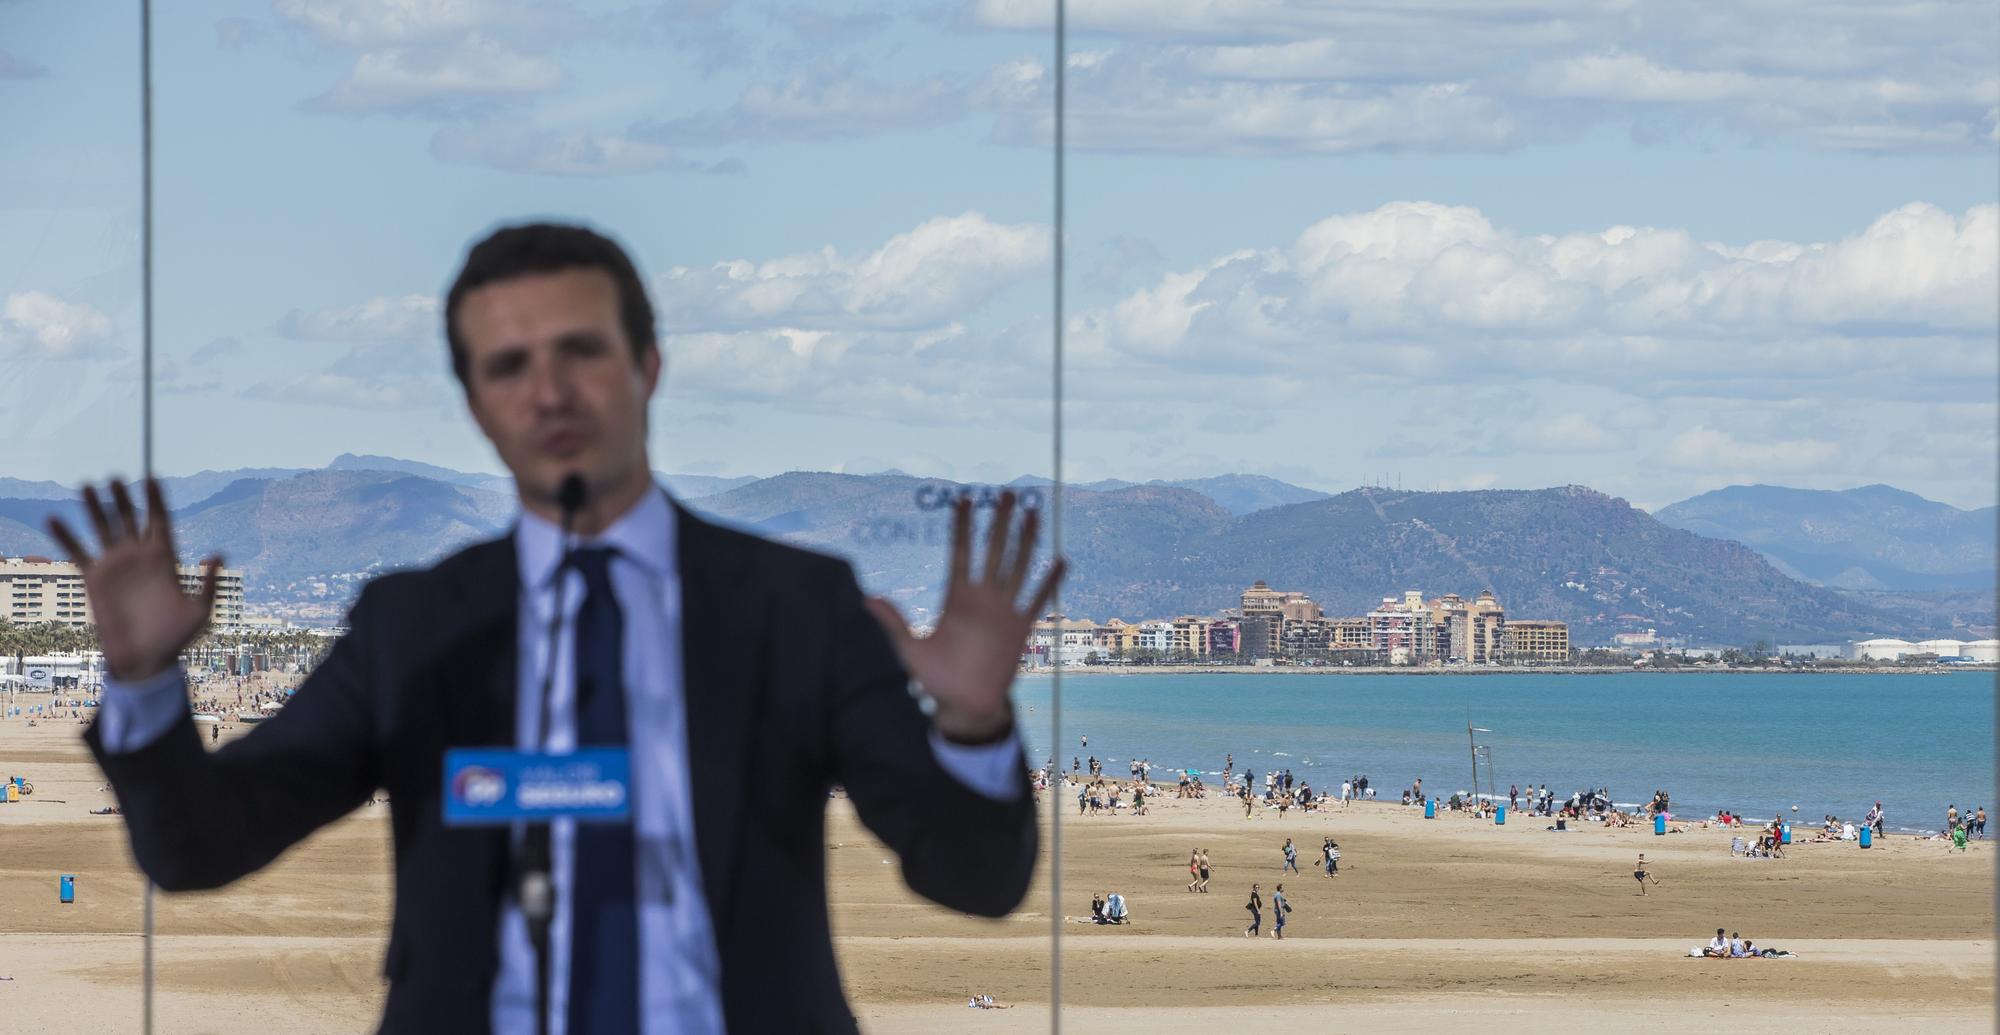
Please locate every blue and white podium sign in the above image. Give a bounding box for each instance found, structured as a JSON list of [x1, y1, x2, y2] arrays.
[[442, 747, 632, 826]]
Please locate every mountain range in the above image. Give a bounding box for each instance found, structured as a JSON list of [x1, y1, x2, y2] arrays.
[[1654, 484, 1995, 591], [0, 459, 1989, 643]]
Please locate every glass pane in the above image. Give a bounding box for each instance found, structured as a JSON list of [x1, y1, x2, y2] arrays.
[[1059, 1, 1997, 1029], [140, 1, 1055, 1031], [0, 2, 148, 1031]]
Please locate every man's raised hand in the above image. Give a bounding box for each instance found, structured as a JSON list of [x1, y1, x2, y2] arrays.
[[46, 478, 222, 683], [863, 489, 1065, 744]]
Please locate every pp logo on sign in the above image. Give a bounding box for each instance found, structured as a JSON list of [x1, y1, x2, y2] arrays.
[[453, 766, 507, 807]]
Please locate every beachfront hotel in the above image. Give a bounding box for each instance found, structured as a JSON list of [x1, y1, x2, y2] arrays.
[[1, 556, 246, 631]]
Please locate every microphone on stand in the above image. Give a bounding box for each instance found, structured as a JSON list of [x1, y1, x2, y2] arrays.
[[520, 472, 586, 1035]]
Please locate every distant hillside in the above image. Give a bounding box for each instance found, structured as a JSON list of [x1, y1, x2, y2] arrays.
[[688, 475, 1908, 643], [0, 466, 1949, 643], [1656, 484, 1996, 591], [174, 470, 518, 599], [1008, 473, 1327, 515]]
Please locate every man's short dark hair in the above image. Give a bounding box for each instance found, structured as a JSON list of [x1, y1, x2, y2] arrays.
[[444, 222, 657, 388]]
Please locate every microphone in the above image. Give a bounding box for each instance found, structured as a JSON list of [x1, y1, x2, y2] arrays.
[[521, 472, 586, 1035]]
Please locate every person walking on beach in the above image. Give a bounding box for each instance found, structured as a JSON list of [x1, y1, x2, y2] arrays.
[[1270, 884, 1291, 939], [1197, 848, 1212, 893], [1976, 807, 1986, 838], [1187, 849, 1201, 893], [1243, 883, 1262, 937], [1634, 853, 1659, 895], [1321, 837, 1335, 877], [1340, 778, 1351, 806], [1242, 781, 1255, 820], [1282, 838, 1298, 874]]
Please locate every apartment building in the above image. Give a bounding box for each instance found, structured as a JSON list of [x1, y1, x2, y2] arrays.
[[1503, 620, 1570, 664], [2, 556, 245, 630], [1367, 593, 1439, 664]]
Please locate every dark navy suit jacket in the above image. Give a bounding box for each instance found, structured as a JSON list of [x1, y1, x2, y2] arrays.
[[87, 502, 1038, 1033]]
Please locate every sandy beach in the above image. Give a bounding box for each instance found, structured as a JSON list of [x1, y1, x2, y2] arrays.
[[0, 710, 1991, 1033]]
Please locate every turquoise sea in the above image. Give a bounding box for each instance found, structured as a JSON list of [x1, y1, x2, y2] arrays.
[[1011, 671, 1995, 835]]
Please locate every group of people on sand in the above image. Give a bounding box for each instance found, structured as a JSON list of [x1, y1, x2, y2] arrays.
[[1938, 804, 1984, 850], [1087, 891, 1129, 924], [1072, 776, 1149, 817], [1697, 928, 1793, 959]]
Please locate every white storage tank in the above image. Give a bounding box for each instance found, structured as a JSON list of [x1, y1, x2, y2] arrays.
[[1849, 638, 1917, 661], [1962, 640, 2000, 663], [1917, 639, 1966, 658]]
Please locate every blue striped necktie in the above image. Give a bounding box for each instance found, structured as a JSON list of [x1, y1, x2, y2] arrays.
[[567, 547, 639, 1032]]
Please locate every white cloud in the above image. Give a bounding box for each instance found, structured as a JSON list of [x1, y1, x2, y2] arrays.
[[1069, 200, 1999, 399], [641, 63, 966, 144], [278, 293, 439, 342], [964, 1, 2000, 154], [654, 212, 1050, 332], [304, 33, 565, 114], [982, 51, 1520, 154], [1662, 425, 1841, 473], [0, 291, 116, 359], [273, 0, 513, 48]]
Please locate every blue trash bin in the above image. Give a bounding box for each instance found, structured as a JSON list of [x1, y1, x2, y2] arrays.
[[1424, 798, 1436, 819], [1859, 826, 1873, 848], [59, 874, 74, 904], [1654, 813, 1666, 836], [1781, 823, 1792, 845], [1495, 805, 1506, 825]]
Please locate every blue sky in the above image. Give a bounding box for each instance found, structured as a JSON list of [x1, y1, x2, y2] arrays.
[[2, 0, 1995, 511]]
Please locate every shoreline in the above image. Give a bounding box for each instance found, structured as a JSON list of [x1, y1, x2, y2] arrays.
[[1023, 663, 1996, 676]]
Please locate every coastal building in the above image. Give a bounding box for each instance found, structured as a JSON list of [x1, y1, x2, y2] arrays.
[[1169, 615, 1214, 658], [1368, 593, 1439, 665], [1135, 621, 1173, 653], [1239, 580, 1324, 657], [1502, 620, 1570, 664], [1, 556, 245, 631], [1093, 619, 1141, 656], [1431, 590, 1506, 664], [1328, 617, 1372, 650], [1962, 640, 2000, 663], [1206, 619, 1240, 656]]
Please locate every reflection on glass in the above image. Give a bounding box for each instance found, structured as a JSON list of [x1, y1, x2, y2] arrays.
[[1052, 1, 1997, 1029], [2, 1, 1060, 1032], [0, 4, 147, 1033]]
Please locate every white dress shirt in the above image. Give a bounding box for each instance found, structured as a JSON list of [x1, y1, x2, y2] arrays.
[[98, 486, 1023, 1035]]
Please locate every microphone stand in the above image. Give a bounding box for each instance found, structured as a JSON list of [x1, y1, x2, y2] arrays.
[[520, 475, 585, 1035]]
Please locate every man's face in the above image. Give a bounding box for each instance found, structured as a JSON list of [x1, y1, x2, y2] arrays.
[[456, 268, 660, 508]]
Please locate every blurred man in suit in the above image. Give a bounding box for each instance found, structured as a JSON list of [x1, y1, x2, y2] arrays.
[[56, 223, 1062, 1034]]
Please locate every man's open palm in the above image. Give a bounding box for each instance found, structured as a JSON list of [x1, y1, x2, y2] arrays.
[[864, 490, 1065, 743], [48, 479, 221, 683]]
